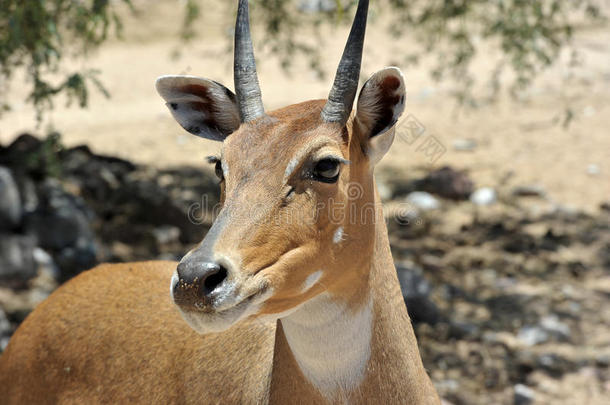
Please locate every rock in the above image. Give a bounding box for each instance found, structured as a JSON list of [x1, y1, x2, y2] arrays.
[[54, 238, 98, 281], [406, 191, 440, 211], [536, 353, 576, 377], [0, 166, 22, 229], [152, 226, 181, 246], [25, 211, 83, 250], [0, 134, 41, 167], [517, 325, 549, 346], [20, 178, 98, 280], [539, 315, 571, 341], [298, 0, 336, 12], [385, 203, 430, 239], [397, 265, 432, 297], [156, 252, 181, 261], [595, 354, 610, 368], [0, 234, 37, 282], [0, 308, 11, 352], [436, 379, 460, 392], [61, 145, 136, 201], [116, 177, 210, 244], [586, 164, 600, 176], [0, 308, 10, 333], [448, 321, 480, 340], [514, 384, 535, 405], [512, 185, 546, 198], [24, 179, 94, 250], [470, 187, 497, 206], [582, 106, 596, 117], [517, 316, 571, 346], [452, 138, 477, 152], [414, 166, 474, 200], [503, 233, 537, 253], [396, 265, 440, 325], [15, 174, 39, 214], [375, 178, 393, 201], [0, 133, 61, 180], [32, 247, 60, 280]]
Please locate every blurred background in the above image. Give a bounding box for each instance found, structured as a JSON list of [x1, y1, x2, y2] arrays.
[[0, 1, 609, 403]]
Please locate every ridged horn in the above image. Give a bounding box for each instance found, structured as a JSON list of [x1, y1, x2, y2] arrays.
[[321, 0, 369, 125], [234, 0, 265, 122]]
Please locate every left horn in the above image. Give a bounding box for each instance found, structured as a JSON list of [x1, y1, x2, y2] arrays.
[[321, 0, 369, 125], [234, 0, 265, 122]]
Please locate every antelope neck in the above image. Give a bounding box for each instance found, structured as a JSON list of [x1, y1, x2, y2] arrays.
[[280, 290, 373, 401], [272, 205, 399, 402]]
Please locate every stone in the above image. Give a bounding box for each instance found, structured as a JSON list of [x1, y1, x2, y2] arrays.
[[0, 234, 37, 282], [595, 354, 610, 368], [0, 134, 41, 169], [152, 226, 181, 246], [298, 0, 336, 13], [55, 237, 98, 281], [396, 265, 440, 325], [15, 174, 39, 214], [517, 325, 549, 346], [586, 164, 600, 176], [539, 315, 571, 341], [386, 204, 430, 239], [24, 179, 94, 251], [375, 178, 393, 201], [414, 166, 474, 200], [0, 166, 22, 229], [582, 106, 596, 117], [32, 247, 60, 280], [452, 138, 477, 152], [512, 185, 546, 198], [514, 384, 535, 405], [0, 308, 11, 352], [536, 353, 575, 378], [470, 187, 497, 206], [406, 191, 440, 211], [448, 321, 480, 340]]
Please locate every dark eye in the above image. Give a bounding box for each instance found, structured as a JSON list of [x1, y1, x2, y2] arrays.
[[215, 160, 224, 181], [313, 159, 340, 183]]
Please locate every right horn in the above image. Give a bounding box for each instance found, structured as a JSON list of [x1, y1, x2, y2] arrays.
[[320, 0, 369, 125], [234, 0, 265, 123]]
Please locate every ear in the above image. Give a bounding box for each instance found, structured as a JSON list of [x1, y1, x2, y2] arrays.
[[155, 75, 241, 141], [354, 67, 406, 166]]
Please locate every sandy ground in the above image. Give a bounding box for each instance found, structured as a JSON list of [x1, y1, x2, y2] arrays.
[[1, 1, 608, 213]]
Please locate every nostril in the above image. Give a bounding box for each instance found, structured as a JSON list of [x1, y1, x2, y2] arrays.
[[202, 265, 228, 295]]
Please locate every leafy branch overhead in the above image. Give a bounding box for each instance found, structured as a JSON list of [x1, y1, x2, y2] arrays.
[[239, 0, 605, 105], [0, 0, 605, 122], [0, 0, 131, 120]]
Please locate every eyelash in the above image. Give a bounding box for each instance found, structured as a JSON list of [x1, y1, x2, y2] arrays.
[[307, 158, 342, 183], [206, 156, 224, 182]]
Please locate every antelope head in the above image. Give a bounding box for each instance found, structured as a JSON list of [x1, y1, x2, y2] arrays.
[[158, 0, 405, 333]]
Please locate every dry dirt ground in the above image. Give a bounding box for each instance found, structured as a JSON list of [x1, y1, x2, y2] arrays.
[[1, 2, 609, 404]]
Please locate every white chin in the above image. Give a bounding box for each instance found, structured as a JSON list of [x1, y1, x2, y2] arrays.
[[177, 309, 238, 334]]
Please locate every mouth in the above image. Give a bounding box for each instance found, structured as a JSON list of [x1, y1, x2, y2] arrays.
[[172, 276, 271, 334], [214, 283, 270, 314]]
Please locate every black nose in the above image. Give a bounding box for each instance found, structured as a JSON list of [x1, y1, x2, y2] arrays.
[[174, 260, 228, 307]]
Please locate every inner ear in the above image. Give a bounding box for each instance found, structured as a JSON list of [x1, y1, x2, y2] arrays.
[[355, 67, 406, 140], [156, 75, 241, 141]]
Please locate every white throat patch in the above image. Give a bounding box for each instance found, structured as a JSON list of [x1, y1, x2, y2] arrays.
[[280, 292, 373, 401]]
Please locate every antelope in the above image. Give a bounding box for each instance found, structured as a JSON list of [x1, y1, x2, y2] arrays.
[[0, 0, 440, 403]]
